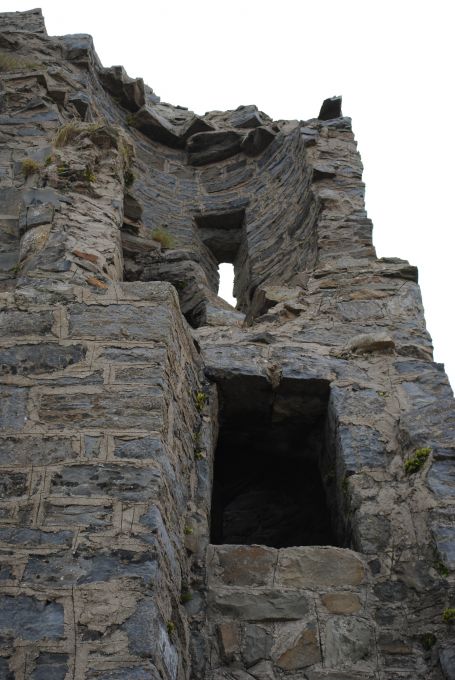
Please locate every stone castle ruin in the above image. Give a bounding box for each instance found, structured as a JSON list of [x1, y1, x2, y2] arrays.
[[0, 8, 454, 680]]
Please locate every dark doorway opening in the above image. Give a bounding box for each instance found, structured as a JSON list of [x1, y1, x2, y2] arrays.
[[210, 375, 337, 549]]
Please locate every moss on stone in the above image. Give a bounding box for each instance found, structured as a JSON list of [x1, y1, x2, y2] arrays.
[[404, 447, 431, 474]]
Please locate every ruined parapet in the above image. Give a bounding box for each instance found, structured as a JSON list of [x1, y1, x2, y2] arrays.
[[0, 8, 454, 680]]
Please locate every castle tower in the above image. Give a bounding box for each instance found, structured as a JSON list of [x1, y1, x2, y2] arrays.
[[0, 9, 454, 679]]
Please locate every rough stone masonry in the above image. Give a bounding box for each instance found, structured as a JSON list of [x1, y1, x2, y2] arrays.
[[0, 8, 454, 680]]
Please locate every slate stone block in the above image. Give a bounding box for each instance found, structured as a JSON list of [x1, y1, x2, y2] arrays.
[[67, 303, 172, 341], [0, 436, 75, 466], [337, 424, 387, 472], [431, 513, 455, 569], [87, 668, 160, 680], [439, 646, 455, 680], [187, 130, 243, 166], [0, 343, 86, 375], [0, 386, 28, 431], [31, 653, 68, 680], [43, 502, 112, 527], [0, 564, 13, 580], [0, 471, 28, 498], [373, 580, 408, 602], [0, 527, 73, 546], [0, 594, 64, 640], [112, 365, 165, 385], [0, 657, 13, 680], [50, 463, 162, 501], [139, 505, 178, 578], [97, 345, 167, 364], [123, 598, 178, 679], [84, 435, 102, 458], [24, 203, 55, 230], [399, 398, 455, 449], [352, 514, 391, 553], [24, 549, 158, 586], [0, 310, 54, 337], [114, 435, 166, 460], [38, 387, 164, 429], [427, 460, 455, 499]]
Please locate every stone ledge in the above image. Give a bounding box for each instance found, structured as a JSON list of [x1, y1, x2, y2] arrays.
[[208, 545, 366, 589]]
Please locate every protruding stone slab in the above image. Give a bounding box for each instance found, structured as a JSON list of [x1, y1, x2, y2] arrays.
[[275, 547, 365, 588], [241, 127, 276, 157], [99, 65, 145, 111], [318, 96, 343, 120], [187, 130, 243, 166], [133, 104, 213, 148]]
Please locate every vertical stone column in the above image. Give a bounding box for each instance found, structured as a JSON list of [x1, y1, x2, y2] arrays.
[[0, 282, 203, 679]]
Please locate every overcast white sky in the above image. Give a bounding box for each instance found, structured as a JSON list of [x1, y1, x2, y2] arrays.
[[6, 0, 454, 388]]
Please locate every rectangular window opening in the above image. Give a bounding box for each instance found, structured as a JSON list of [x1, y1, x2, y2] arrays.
[[210, 375, 339, 549], [194, 208, 245, 266], [218, 262, 237, 307]]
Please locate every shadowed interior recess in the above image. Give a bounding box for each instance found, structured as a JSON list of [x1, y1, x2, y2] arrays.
[[210, 375, 336, 548]]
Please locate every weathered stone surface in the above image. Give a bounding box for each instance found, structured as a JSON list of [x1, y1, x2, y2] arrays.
[[86, 667, 161, 680], [241, 127, 276, 157], [0, 10, 453, 680], [337, 424, 387, 472], [321, 592, 362, 614], [187, 130, 243, 165], [0, 595, 64, 640], [218, 621, 240, 662], [209, 589, 310, 620], [0, 342, 86, 374], [31, 653, 69, 680], [99, 65, 145, 111], [0, 309, 54, 337], [49, 464, 163, 500], [439, 645, 455, 680], [273, 621, 321, 670], [0, 527, 73, 546], [324, 617, 373, 667], [0, 386, 28, 431], [275, 547, 365, 588], [67, 303, 172, 341], [0, 471, 28, 497], [38, 388, 164, 429], [44, 501, 112, 527], [318, 96, 343, 120], [24, 548, 157, 585], [209, 545, 276, 587], [242, 624, 272, 667], [0, 658, 13, 680], [132, 104, 212, 147], [124, 598, 178, 679]]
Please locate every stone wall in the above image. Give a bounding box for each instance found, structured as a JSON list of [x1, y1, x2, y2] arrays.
[[0, 8, 454, 680]]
